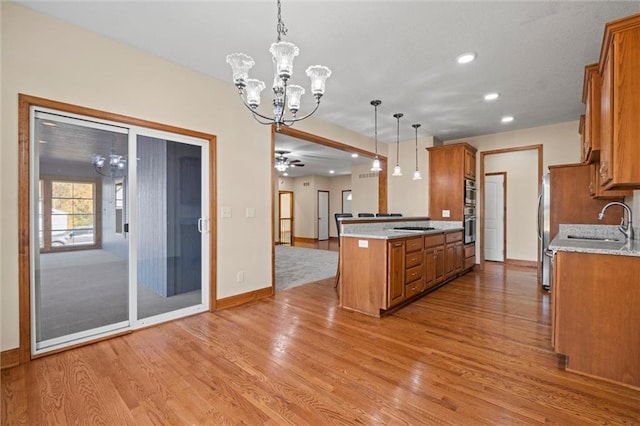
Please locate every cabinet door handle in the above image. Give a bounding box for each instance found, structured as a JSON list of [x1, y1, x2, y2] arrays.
[[393, 243, 403, 247]]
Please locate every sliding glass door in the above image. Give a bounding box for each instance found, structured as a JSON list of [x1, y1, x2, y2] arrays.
[[31, 108, 210, 355], [134, 132, 209, 325]]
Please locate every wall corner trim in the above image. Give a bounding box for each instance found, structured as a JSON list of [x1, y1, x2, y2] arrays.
[[1, 348, 21, 370], [216, 287, 273, 310]]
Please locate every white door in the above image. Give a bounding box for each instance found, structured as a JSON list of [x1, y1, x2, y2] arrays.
[[318, 191, 329, 241], [485, 174, 505, 262]]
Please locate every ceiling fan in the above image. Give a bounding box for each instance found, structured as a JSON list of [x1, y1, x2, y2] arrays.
[[275, 150, 305, 172]]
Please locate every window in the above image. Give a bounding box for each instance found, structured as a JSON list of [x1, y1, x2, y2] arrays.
[[39, 178, 99, 251]]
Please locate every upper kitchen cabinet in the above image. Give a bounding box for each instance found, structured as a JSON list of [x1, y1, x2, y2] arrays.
[[598, 13, 640, 190], [581, 64, 601, 164], [428, 143, 477, 221]]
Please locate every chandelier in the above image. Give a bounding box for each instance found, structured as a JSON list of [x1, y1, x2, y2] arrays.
[[91, 150, 126, 178], [226, 0, 332, 130]]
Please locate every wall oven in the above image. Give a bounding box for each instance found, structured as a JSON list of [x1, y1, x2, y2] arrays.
[[464, 179, 476, 206], [464, 206, 476, 244]]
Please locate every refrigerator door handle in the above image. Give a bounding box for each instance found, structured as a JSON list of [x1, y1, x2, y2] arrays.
[[537, 193, 543, 241]]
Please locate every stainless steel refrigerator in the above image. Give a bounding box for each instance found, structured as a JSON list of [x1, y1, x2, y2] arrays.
[[537, 173, 551, 290]]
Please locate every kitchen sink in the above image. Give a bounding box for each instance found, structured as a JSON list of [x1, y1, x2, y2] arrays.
[[566, 235, 621, 242]]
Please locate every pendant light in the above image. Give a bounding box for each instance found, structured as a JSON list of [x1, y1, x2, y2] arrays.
[[370, 100, 382, 172], [392, 113, 403, 176], [412, 123, 423, 180]]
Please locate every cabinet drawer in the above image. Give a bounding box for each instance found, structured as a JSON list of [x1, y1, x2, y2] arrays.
[[464, 256, 476, 270], [446, 231, 463, 243], [405, 237, 423, 253], [464, 245, 475, 259], [405, 265, 423, 284], [405, 280, 422, 298], [424, 233, 445, 248], [405, 251, 423, 268]]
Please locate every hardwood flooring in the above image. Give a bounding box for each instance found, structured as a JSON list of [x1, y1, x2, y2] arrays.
[[2, 264, 639, 425]]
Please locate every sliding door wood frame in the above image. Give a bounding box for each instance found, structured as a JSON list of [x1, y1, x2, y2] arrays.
[[17, 94, 217, 363], [479, 144, 543, 271]]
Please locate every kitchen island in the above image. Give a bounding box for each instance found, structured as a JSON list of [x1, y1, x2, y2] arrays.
[[549, 225, 640, 389], [337, 217, 471, 317]]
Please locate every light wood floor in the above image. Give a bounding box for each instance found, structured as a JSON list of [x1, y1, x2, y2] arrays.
[[2, 264, 639, 424]]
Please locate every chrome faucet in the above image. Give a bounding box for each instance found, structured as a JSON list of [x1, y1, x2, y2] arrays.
[[598, 201, 634, 241]]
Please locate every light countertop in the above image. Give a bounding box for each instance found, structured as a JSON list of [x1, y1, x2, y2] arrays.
[[549, 237, 640, 257], [342, 228, 463, 240]]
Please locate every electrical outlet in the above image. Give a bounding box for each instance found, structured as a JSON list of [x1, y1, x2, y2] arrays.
[[222, 207, 232, 218], [442, 210, 450, 218], [236, 271, 244, 283]]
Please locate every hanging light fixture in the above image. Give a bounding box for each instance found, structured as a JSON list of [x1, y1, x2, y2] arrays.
[[91, 149, 126, 178], [392, 113, 404, 176], [370, 100, 382, 172], [226, 0, 331, 130], [412, 123, 423, 180]]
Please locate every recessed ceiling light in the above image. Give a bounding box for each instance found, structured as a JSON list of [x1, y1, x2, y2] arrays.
[[329, 170, 335, 174], [484, 92, 499, 101], [283, 172, 288, 176], [501, 116, 514, 123], [351, 153, 358, 158], [456, 52, 476, 64]]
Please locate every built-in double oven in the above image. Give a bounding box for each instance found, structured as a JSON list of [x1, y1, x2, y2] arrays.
[[464, 179, 476, 244]]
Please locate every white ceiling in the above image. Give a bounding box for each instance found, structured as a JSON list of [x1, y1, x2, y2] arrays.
[[18, 1, 640, 177]]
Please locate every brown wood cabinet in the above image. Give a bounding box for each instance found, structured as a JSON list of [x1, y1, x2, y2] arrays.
[[424, 233, 445, 289], [598, 14, 640, 190], [581, 64, 601, 163], [464, 244, 475, 271], [588, 162, 632, 199], [340, 230, 469, 317], [553, 251, 640, 389], [444, 231, 463, 279], [548, 163, 624, 241], [428, 143, 477, 221], [387, 240, 405, 307]]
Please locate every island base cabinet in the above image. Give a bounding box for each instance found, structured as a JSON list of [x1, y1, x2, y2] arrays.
[[554, 251, 640, 389], [339, 237, 388, 316]]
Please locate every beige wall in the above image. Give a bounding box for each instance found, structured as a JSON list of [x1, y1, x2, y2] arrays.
[[350, 164, 379, 216], [0, 4, 377, 351], [448, 121, 583, 262], [485, 151, 539, 261], [388, 136, 433, 216]]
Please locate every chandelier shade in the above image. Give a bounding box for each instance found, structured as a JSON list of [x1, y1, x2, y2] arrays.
[[91, 151, 126, 178], [226, 0, 331, 130]]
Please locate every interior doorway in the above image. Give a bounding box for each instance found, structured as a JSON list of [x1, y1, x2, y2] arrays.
[[479, 145, 542, 269], [318, 190, 329, 241], [278, 191, 293, 245], [484, 173, 506, 262]]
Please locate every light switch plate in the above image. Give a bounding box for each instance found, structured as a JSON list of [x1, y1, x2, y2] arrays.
[[246, 207, 256, 218], [442, 210, 450, 218]]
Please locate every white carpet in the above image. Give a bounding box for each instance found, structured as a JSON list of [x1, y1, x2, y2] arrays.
[[275, 246, 338, 291]]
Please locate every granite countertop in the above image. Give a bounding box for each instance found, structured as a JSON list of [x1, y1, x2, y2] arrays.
[[549, 237, 640, 257], [342, 228, 463, 240], [548, 224, 640, 257]]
